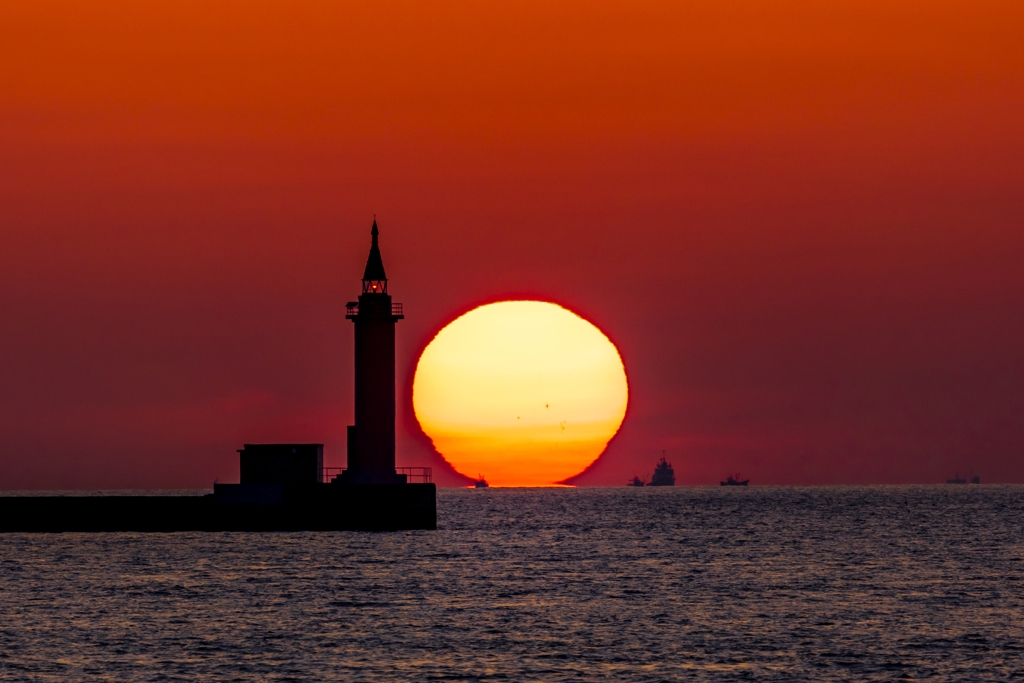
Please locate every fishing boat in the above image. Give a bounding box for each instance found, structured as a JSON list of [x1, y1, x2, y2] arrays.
[[720, 473, 749, 486], [474, 475, 489, 489], [628, 476, 646, 487]]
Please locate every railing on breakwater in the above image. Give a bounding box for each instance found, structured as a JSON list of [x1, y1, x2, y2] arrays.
[[321, 467, 432, 484]]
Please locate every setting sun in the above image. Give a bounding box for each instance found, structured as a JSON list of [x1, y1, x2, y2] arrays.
[[413, 301, 628, 486]]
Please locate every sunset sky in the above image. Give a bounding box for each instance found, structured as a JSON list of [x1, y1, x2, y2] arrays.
[[1, 0, 1022, 488]]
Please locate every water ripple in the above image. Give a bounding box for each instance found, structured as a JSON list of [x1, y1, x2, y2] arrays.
[[1, 486, 1022, 681]]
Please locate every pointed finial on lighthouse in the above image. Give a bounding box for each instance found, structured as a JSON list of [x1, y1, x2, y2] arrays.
[[362, 217, 387, 292]]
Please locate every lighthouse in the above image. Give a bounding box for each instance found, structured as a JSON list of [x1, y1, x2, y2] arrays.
[[0, 217, 435, 532], [342, 220, 407, 484]]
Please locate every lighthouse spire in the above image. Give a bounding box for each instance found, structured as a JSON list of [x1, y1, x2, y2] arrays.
[[362, 218, 388, 293]]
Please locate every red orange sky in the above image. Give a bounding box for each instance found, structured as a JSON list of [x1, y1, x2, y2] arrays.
[[1, 0, 1022, 487]]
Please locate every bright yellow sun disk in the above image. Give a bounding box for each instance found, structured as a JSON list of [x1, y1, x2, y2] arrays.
[[413, 301, 628, 486]]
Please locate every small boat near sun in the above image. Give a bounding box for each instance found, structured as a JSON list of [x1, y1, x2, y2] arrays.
[[720, 473, 749, 486], [474, 475, 489, 488], [629, 476, 646, 487]]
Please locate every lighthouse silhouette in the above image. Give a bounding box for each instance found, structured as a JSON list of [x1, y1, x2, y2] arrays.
[[341, 219, 407, 484], [0, 217, 435, 532]]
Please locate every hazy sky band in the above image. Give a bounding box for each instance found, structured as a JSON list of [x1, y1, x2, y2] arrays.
[[0, 0, 1021, 487]]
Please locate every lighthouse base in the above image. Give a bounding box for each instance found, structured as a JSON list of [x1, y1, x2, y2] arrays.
[[337, 469, 408, 485]]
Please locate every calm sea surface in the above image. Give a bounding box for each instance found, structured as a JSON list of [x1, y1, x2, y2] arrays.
[[1, 486, 1022, 681]]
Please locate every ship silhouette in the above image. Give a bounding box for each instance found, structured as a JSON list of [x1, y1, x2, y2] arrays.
[[649, 456, 675, 486], [720, 473, 749, 486]]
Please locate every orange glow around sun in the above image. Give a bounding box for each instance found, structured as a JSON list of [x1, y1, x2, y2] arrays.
[[413, 301, 628, 486]]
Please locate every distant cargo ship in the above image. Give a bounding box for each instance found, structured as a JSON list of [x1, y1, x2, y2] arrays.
[[720, 473, 749, 486], [946, 473, 980, 484], [649, 456, 675, 486]]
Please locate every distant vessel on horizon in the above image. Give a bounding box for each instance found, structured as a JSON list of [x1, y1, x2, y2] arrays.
[[947, 472, 980, 484], [629, 475, 646, 487], [649, 456, 675, 486], [721, 473, 749, 486], [474, 475, 489, 489]]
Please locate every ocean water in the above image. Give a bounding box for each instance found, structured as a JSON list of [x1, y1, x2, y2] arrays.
[[1, 486, 1022, 681]]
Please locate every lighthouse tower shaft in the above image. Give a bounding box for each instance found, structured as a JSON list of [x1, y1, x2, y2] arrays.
[[344, 221, 405, 484]]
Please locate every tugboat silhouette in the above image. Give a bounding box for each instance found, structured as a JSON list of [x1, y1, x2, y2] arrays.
[[720, 473, 750, 486]]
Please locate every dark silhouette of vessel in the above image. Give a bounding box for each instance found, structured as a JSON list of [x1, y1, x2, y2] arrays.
[[947, 472, 980, 484], [649, 456, 675, 486], [0, 220, 436, 532], [720, 473, 749, 486], [474, 475, 489, 488], [629, 476, 646, 487]]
